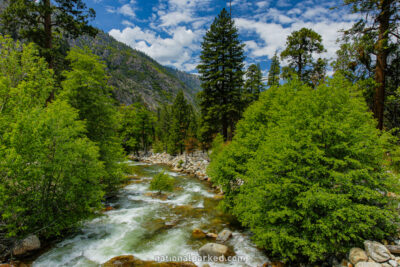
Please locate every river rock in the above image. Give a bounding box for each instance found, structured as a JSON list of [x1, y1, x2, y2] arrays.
[[389, 260, 398, 267], [192, 228, 206, 239], [217, 229, 232, 242], [350, 248, 369, 265], [206, 232, 218, 239], [198, 243, 230, 260], [364, 240, 393, 263], [12, 235, 40, 256], [102, 255, 197, 267], [355, 262, 382, 267]]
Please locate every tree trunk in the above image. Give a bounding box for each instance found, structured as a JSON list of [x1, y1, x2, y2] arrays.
[[374, 0, 390, 130], [44, 0, 54, 103]]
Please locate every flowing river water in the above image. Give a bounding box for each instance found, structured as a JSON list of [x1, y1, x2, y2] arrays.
[[32, 161, 269, 267]]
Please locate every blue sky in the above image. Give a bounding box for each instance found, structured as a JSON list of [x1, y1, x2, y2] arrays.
[[84, 0, 358, 75]]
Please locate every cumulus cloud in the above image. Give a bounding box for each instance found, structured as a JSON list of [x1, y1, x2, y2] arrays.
[[109, 26, 201, 71], [106, 0, 356, 72]]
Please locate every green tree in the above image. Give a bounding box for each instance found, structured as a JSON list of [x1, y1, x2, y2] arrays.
[[0, 0, 97, 71], [0, 36, 53, 131], [168, 91, 191, 155], [0, 100, 104, 238], [61, 47, 124, 192], [243, 64, 265, 108], [197, 8, 245, 142], [156, 103, 172, 152], [0, 37, 104, 238], [341, 0, 400, 130], [208, 75, 400, 262], [149, 171, 175, 194], [120, 103, 155, 154], [281, 28, 326, 85], [267, 52, 280, 87]]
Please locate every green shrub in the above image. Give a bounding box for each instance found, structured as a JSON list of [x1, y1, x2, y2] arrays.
[[150, 171, 175, 193], [208, 76, 400, 262], [177, 159, 184, 168]]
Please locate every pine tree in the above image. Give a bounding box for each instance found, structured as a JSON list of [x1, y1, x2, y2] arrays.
[[342, 0, 400, 130], [168, 91, 190, 155], [281, 28, 326, 85], [197, 8, 245, 142], [267, 52, 281, 87], [0, 0, 97, 71], [243, 64, 265, 108]]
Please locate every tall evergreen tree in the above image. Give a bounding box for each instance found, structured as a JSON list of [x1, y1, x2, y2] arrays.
[[243, 64, 264, 107], [0, 0, 97, 84], [281, 28, 326, 85], [168, 91, 191, 155], [197, 8, 245, 143], [267, 52, 281, 87], [342, 0, 400, 130]]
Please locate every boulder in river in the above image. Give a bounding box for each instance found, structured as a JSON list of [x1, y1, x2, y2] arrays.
[[198, 243, 230, 260], [192, 228, 206, 239], [364, 240, 394, 263], [349, 248, 369, 265], [206, 232, 218, 239], [102, 255, 197, 267], [12, 235, 41, 256], [216, 229, 232, 243]]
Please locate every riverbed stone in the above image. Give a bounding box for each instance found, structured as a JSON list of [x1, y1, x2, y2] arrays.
[[355, 262, 382, 267], [192, 228, 206, 239], [12, 235, 40, 256], [102, 255, 197, 267], [350, 248, 369, 265], [198, 243, 230, 260], [216, 229, 232, 243], [364, 241, 393, 263], [389, 260, 398, 267], [206, 232, 218, 239]]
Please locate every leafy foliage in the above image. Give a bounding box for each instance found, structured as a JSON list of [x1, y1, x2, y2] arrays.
[[149, 171, 175, 193], [61, 47, 125, 192], [0, 36, 104, 238], [120, 103, 155, 154], [208, 75, 400, 262], [0, 100, 104, 237]]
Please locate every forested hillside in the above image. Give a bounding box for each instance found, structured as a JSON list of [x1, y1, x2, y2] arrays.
[[69, 31, 200, 110]]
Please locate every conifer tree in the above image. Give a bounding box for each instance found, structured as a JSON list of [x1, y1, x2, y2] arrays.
[[267, 52, 281, 87], [0, 0, 97, 70], [342, 0, 400, 130], [168, 91, 190, 155], [243, 64, 265, 108], [197, 8, 245, 142], [281, 28, 326, 85]]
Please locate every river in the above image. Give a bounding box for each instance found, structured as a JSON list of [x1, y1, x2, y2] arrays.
[[32, 161, 269, 267]]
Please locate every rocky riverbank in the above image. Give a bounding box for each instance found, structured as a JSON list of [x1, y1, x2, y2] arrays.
[[129, 151, 210, 181]]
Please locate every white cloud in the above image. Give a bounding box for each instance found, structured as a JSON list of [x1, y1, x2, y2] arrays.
[[109, 26, 201, 71], [122, 20, 134, 27], [106, 1, 136, 18]]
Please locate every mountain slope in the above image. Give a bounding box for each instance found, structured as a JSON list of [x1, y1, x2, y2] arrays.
[[69, 31, 201, 110]]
